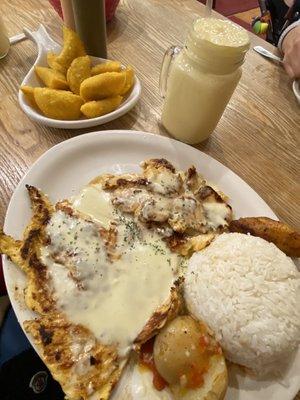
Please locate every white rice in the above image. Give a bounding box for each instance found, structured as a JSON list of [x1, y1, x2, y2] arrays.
[[184, 233, 300, 375]]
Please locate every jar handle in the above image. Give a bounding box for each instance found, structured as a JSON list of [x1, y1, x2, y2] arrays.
[[159, 45, 182, 98]]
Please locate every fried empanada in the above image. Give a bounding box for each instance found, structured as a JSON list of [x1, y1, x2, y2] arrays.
[[53, 26, 86, 74], [91, 61, 121, 75], [47, 51, 66, 74], [35, 66, 69, 90], [119, 66, 135, 95], [81, 95, 123, 118], [20, 85, 39, 109], [67, 55, 91, 95], [34, 88, 83, 120], [80, 72, 126, 101]]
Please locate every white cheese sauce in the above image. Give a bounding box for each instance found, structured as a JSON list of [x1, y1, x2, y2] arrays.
[[72, 185, 113, 229], [203, 202, 230, 228], [41, 185, 179, 356], [146, 169, 181, 195], [112, 186, 227, 232]]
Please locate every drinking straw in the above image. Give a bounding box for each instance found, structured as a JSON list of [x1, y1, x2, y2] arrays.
[[205, 0, 213, 16], [61, 0, 76, 30]]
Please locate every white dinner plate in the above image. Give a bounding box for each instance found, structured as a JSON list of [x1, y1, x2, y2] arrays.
[[3, 130, 300, 400]]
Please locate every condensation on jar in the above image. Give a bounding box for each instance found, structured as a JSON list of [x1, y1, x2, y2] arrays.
[[160, 18, 250, 144]]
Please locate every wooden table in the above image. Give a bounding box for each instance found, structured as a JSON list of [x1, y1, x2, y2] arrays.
[[0, 0, 299, 396]]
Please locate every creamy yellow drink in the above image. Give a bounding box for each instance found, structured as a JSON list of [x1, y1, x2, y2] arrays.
[[161, 18, 250, 144]]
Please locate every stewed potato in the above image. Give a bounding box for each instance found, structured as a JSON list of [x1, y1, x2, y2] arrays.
[[91, 61, 121, 75], [153, 316, 228, 400], [67, 55, 91, 95], [34, 66, 69, 90], [34, 88, 83, 120], [80, 71, 126, 101], [81, 95, 123, 118], [154, 316, 210, 385]]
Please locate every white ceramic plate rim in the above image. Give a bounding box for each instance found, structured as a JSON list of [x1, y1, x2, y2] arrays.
[[292, 80, 300, 104], [3, 130, 299, 400]]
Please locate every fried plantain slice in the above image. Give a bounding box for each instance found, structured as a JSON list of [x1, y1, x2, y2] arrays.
[[229, 217, 300, 257]]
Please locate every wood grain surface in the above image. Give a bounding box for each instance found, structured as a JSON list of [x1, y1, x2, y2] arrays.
[[0, 0, 299, 398]]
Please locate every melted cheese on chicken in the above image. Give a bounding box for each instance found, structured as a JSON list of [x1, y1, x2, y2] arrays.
[[98, 159, 232, 252], [41, 185, 180, 357]]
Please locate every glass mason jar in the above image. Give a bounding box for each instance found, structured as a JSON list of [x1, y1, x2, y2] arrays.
[[160, 18, 250, 144], [0, 16, 10, 59]]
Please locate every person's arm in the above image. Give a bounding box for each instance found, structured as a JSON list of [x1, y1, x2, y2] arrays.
[[278, 20, 300, 78]]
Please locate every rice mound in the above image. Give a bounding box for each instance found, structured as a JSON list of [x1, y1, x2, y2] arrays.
[[184, 233, 300, 375]]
